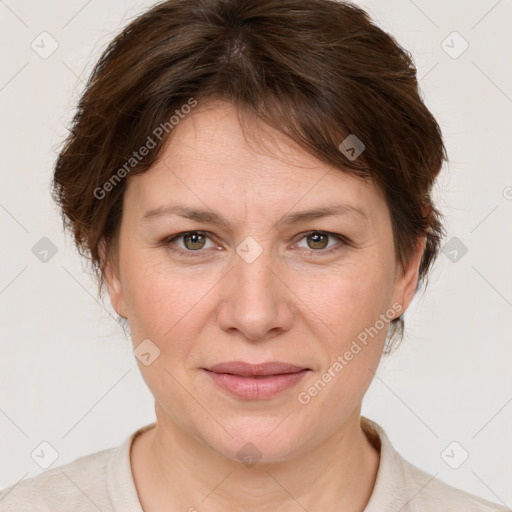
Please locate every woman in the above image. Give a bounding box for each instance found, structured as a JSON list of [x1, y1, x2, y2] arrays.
[[1, 0, 508, 510]]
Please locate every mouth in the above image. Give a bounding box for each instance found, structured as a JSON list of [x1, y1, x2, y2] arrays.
[[202, 361, 311, 400]]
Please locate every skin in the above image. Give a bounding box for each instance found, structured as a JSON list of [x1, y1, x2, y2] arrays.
[[103, 100, 425, 512]]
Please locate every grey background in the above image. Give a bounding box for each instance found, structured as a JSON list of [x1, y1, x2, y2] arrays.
[[1, 0, 511, 505]]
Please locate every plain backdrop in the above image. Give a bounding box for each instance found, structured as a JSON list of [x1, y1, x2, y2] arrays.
[[1, 0, 511, 506]]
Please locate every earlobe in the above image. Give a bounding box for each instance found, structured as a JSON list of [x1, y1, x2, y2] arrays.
[[99, 239, 127, 318], [392, 236, 426, 316]]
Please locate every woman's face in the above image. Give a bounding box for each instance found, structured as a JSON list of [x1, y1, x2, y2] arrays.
[[105, 101, 422, 462]]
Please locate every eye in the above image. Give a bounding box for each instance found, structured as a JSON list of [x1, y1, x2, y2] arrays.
[[295, 231, 349, 255], [161, 230, 350, 258], [162, 231, 216, 256]]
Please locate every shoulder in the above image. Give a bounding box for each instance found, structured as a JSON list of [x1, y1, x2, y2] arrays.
[[399, 456, 510, 511], [362, 417, 510, 512], [0, 446, 115, 512]]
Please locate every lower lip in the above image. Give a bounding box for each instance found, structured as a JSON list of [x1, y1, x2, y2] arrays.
[[204, 369, 309, 400]]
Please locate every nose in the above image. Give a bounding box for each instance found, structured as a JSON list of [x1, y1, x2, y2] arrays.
[[215, 243, 295, 342]]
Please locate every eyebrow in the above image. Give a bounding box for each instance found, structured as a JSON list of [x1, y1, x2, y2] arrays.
[[141, 203, 368, 227]]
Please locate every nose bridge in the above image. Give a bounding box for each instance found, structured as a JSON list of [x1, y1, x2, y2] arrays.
[[216, 237, 293, 341], [236, 240, 276, 300]]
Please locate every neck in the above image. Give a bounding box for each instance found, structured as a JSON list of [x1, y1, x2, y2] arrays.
[[131, 405, 380, 512]]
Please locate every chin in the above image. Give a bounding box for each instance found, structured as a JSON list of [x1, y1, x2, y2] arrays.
[[198, 417, 309, 466]]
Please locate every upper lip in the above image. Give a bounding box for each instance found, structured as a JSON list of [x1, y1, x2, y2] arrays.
[[205, 361, 310, 376]]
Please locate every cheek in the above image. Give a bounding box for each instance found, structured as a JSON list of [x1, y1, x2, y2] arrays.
[[301, 257, 394, 343], [295, 267, 390, 416], [120, 251, 215, 343]]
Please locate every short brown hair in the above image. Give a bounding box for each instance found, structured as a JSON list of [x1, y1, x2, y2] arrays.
[[52, 0, 447, 351]]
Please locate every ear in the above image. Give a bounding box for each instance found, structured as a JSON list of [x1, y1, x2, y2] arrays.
[[391, 236, 426, 317], [99, 238, 127, 318]]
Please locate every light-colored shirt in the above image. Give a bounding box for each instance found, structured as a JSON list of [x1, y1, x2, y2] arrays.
[[0, 417, 509, 511]]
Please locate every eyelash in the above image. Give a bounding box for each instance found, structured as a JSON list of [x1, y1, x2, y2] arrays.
[[160, 230, 350, 258]]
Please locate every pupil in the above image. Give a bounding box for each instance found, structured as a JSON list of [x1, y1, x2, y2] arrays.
[[309, 233, 327, 249], [186, 233, 204, 250]]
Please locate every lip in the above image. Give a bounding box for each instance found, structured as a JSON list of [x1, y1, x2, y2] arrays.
[[203, 361, 310, 400], [206, 361, 309, 376]]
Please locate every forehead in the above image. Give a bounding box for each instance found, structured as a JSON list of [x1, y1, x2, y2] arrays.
[[124, 101, 387, 223], [160, 100, 332, 183]]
